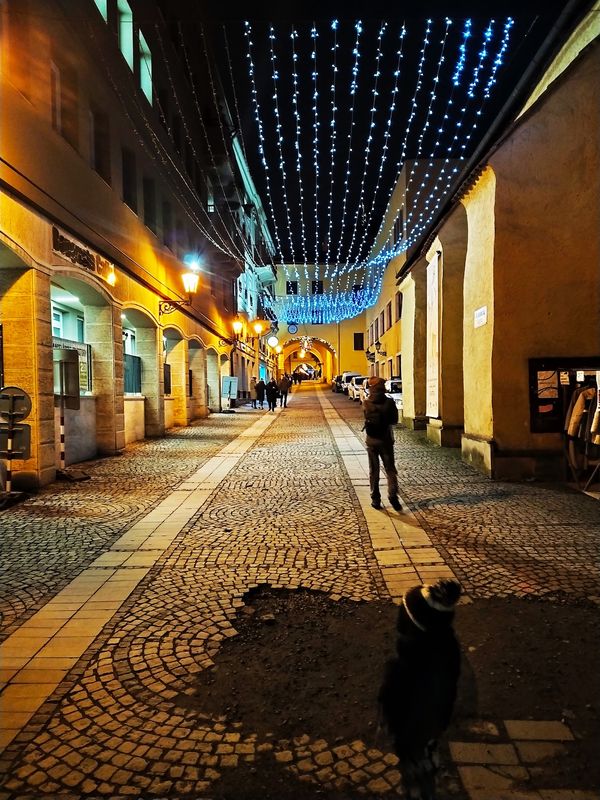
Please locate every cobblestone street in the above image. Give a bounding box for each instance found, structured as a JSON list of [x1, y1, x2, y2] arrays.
[[0, 384, 599, 799]]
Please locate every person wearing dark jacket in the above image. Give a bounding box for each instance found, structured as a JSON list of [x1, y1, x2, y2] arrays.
[[255, 379, 266, 409], [265, 379, 279, 412], [278, 375, 291, 408], [378, 579, 462, 800], [363, 376, 401, 510]]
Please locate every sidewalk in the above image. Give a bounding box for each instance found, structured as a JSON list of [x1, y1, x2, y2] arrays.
[[0, 384, 598, 799]]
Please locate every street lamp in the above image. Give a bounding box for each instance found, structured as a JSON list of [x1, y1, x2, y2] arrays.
[[374, 339, 387, 357], [159, 270, 200, 316], [232, 318, 244, 338]]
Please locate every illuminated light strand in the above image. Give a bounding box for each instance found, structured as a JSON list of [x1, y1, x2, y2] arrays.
[[290, 26, 310, 281], [398, 17, 515, 253], [68, 18, 242, 291], [355, 18, 433, 275], [375, 16, 453, 271], [198, 25, 268, 265], [352, 22, 407, 268], [323, 19, 340, 279], [268, 24, 298, 274], [399, 18, 504, 256], [332, 20, 363, 272], [223, 25, 249, 166], [127, 24, 241, 261], [365, 15, 474, 271], [311, 23, 321, 289], [244, 21, 287, 267], [342, 21, 387, 271]]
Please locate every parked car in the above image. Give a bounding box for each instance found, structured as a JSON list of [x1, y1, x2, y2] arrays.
[[348, 375, 368, 401], [359, 382, 369, 405], [331, 375, 343, 392], [385, 378, 403, 411], [340, 371, 360, 394]]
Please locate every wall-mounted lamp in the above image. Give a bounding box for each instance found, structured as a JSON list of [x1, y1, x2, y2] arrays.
[[159, 271, 200, 316], [252, 320, 265, 337], [374, 340, 387, 357], [232, 318, 244, 338], [365, 347, 376, 363]]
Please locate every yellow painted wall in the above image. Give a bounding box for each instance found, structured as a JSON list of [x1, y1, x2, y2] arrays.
[[490, 42, 600, 452], [461, 168, 496, 442]]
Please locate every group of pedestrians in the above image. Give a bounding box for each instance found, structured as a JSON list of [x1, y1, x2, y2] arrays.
[[250, 374, 293, 412]]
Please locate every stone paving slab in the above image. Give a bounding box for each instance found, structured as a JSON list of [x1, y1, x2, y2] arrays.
[[504, 721, 575, 741]]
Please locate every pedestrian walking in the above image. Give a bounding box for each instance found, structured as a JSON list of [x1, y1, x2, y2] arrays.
[[278, 374, 291, 407], [265, 379, 278, 412], [255, 378, 266, 409], [378, 579, 462, 800], [362, 376, 401, 510], [250, 377, 258, 409]]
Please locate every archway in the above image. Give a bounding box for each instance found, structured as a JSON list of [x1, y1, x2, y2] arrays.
[[162, 325, 189, 427], [280, 337, 337, 384], [189, 338, 208, 419], [121, 306, 162, 440]]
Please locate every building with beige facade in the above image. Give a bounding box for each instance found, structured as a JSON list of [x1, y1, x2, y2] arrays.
[[0, 0, 275, 488]]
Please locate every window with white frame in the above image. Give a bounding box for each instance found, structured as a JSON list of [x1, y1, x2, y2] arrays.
[[117, 0, 134, 71], [139, 31, 153, 103], [52, 308, 63, 338]]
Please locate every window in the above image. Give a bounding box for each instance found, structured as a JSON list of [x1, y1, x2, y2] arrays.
[[143, 177, 156, 232], [374, 319, 379, 341], [52, 308, 63, 338], [353, 332, 364, 351], [117, 0, 134, 70], [139, 31, 153, 104], [122, 148, 137, 211], [122, 329, 136, 355], [76, 316, 84, 343], [286, 280, 298, 295], [50, 62, 61, 132], [379, 310, 385, 334], [93, 0, 108, 21], [388, 359, 393, 378], [89, 107, 111, 183], [395, 291, 403, 320], [162, 200, 173, 248], [312, 280, 323, 295], [369, 324, 374, 346], [386, 301, 392, 329], [396, 355, 402, 378], [352, 284, 363, 293]]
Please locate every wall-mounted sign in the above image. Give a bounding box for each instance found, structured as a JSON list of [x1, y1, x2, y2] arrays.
[[52, 226, 115, 284], [474, 306, 488, 328]]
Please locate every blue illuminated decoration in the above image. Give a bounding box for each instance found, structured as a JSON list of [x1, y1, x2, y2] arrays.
[[238, 17, 516, 324]]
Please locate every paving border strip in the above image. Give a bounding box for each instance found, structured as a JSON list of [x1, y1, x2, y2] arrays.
[[0, 410, 280, 752], [317, 390, 459, 602]]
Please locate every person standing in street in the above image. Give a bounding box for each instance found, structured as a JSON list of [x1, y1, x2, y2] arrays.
[[250, 376, 258, 409], [363, 376, 401, 510], [255, 378, 266, 409], [265, 378, 279, 412], [378, 579, 462, 800], [278, 374, 291, 408]]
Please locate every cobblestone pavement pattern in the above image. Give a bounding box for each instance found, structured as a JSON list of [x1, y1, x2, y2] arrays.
[[0, 385, 598, 799]]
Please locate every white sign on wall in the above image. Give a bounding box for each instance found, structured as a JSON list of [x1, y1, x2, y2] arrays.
[[474, 305, 488, 328], [426, 252, 440, 418]]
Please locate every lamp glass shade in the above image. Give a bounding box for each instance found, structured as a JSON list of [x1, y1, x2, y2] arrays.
[[182, 271, 200, 294], [267, 335, 279, 348], [253, 321, 264, 335], [232, 319, 244, 335], [275, 345, 282, 354]]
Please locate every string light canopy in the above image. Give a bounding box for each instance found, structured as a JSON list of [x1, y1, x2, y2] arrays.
[[229, 16, 519, 324]]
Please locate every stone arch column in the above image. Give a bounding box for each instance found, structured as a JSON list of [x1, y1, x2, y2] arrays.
[[206, 348, 220, 412], [426, 206, 468, 447], [0, 259, 54, 488], [399, 259, 427, 429], [189, 340, 208, 419], [163, 327, 189, 427]]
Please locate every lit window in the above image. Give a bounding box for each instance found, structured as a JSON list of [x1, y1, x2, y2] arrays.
[[52, 308, 63, 338], [117, 0, 134, 71], [93, 0, 108, 21], [206, 176, 215, 213], [139, 31, 152, 103]]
